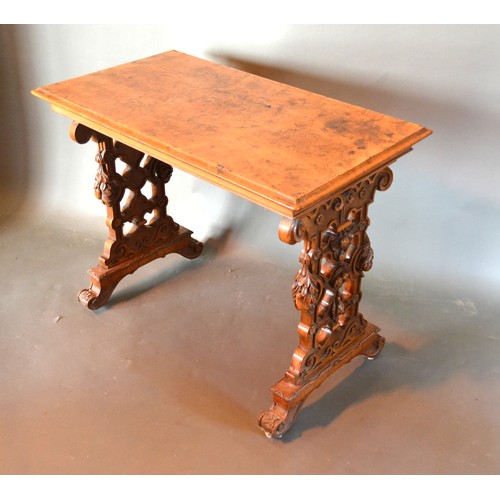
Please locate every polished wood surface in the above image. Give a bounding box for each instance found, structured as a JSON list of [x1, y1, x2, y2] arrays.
[[32, 50, 431, 217], [32, 51, 432, 438]]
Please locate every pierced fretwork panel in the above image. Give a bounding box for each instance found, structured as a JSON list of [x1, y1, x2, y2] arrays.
[[70, 122, 203, 310], [280, 167, 393, 386], [89, 133, 180, 268]]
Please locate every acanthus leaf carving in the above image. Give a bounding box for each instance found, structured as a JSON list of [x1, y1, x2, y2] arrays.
[[292, 249, 322, 312]]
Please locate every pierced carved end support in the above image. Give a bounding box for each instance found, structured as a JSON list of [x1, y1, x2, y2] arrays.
[[260, 166, 394, 438], [70, 122, 203, 310]]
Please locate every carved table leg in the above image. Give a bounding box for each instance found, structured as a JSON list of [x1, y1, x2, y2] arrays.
[[259, 166, 394, 438], [70, 122, 203, 310]]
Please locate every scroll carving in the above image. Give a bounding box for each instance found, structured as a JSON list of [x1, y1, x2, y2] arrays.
[[259, 167, 392, 438]]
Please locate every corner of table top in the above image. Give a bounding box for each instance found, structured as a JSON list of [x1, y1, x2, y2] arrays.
[[286, 124, 432, 220]]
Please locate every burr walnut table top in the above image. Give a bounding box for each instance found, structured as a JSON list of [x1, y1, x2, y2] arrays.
[[32, 50, 431, 218]]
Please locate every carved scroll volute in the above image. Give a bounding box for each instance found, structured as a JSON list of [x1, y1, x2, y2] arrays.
[[375, 167, 394, 192], [70, 121, 93, 144], [278, 218, 304, 245]]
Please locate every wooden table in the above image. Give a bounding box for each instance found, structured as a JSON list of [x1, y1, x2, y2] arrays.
[[33, 50, 431, 438]]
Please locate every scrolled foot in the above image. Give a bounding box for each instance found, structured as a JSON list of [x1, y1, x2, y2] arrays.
[[178, 237, 204, 260], [77, 266, 119, 310], [362, 333, 386, 360], [78, 285, 115, 310], [78, 288, 100, 310], [258, 403, 303, 439], [259, 410, 286, 439]]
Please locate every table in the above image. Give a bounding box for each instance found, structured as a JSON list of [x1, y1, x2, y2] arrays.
[[32, 50, 431, 438]]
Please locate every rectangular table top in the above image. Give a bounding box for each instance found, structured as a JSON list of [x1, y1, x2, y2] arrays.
[[33, 50, 431, 218]]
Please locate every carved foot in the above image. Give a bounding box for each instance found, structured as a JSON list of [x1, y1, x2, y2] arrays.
[[78, 263, 125, 310], [78, 288, 105, 310], [361, 333, 386, 360], [177, 237, 204, 260], [258, 402, 304, 439], [78, 283, 117, 311]]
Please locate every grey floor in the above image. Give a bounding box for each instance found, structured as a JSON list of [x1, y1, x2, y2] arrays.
[[1, 213, 499, 474]]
